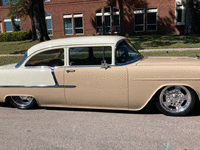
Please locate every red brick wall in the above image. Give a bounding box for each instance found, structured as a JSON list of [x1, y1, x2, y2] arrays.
[[0, 0, 182, 37], [0, 5, 32, 33]]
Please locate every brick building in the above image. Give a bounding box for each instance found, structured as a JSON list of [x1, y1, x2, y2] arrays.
[[0, 0, 185, 38]]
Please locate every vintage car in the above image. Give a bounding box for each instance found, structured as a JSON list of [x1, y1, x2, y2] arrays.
[[0, 36, 199, 116]]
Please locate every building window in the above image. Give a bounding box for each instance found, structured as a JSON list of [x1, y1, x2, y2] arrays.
[[104, 7, 111, 34], [113, 7, 120, 33], [147, 8, 157, 31], [14, 18, 21, 31], [96, 6, 120, 34], [74, 13, 83, 34], [63, 14, 73, 35], [4, 19, 12, 32], [1, 0, 9, 6], [1, 0, 15, 6], [176, 5, 185, 25], [4, 18, 21, 32], [45, 0, 50, 2], [96, 9, 103, 34], [46, 13, 53, 35], [134, 9, 145, 32]]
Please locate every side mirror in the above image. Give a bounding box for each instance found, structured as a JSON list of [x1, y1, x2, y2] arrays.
[[101, 60, 110, 69]]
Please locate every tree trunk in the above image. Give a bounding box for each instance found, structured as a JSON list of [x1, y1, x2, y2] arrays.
[[31, 0, 50, 41], [185, 0, 197, 35], [38, 0, 50, 41], [29, 2, 36, 41]]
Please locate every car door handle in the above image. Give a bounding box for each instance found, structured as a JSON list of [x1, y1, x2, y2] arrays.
[[66, 70, 75, 73]]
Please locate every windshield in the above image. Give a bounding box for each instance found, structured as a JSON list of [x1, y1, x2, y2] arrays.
[[115, 40, 143, 65], [15, 52, 28, 68]]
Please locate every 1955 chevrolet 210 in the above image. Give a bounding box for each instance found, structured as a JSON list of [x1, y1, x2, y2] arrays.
[[0, 36, 200, 116]]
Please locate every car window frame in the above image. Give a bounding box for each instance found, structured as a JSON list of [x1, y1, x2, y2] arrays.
[[66, 44, 115, 67], [115, 39, 143, 66], [21, 47, 67, 68]]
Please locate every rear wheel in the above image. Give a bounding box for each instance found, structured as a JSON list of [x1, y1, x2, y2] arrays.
[[10, 96, 37, 109], [156, 86, 197, 116]]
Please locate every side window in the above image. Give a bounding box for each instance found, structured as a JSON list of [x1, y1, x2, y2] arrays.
[[115, 42, 126, 64], [69, 46, 111, 66], [25, 49, 64, 67], [115, 40, 141, 65]]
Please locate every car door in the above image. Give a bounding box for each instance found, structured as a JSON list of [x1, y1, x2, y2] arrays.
[[64, 45, 128, 109], [24, 48, 66, 106]]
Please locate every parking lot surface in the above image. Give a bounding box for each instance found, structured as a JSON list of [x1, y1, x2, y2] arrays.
[[0, 103, 199, 150]]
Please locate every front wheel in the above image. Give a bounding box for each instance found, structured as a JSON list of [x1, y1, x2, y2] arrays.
[[10, 96, 37, 109], [156, 86, 197, 116]]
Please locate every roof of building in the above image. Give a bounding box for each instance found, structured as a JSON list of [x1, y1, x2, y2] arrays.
[[27, 36, 126, 56]]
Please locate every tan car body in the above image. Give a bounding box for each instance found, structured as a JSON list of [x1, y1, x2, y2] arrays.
[[0, 36, 200, 112]]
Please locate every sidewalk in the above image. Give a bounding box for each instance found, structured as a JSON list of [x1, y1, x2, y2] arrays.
[[139, 47, 200, 52], [0, 54, 23, 57]]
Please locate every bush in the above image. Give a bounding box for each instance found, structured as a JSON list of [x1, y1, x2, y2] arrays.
[[0, 30, 32, 42]]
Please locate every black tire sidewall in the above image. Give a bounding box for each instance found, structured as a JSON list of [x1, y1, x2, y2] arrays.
[[156, 87, 197, 116], [9, 96, 37, 109]]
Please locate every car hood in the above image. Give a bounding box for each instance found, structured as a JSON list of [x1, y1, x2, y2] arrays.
[[0, 63, 17, 69], [136, 56, 200, 66]]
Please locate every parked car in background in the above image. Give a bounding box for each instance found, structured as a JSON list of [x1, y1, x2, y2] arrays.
[[0, 36, 199, 116]]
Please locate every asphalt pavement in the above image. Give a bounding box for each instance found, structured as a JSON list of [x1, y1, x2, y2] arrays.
[[0, 47, 200, 150], [0, 103, 199, 150]]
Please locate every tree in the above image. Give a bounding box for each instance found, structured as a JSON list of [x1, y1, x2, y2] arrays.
[[184, 0, 200, 35], [8, 0, 50, 41], [11, 17, 21, 31]]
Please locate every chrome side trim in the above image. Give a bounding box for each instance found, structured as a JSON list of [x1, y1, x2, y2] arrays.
[[51, 68, 59, 85], [15, 52, 28, 68], [0, 85, 76, 88]]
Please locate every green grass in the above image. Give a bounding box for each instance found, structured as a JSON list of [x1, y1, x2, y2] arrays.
[[0, 40, 38, 54], [0, 35, 199, 55], [141, 50, 200, 57], [128, 35, 200, 50], [0, 56, 20, 66], [0, 35, 200, 65]]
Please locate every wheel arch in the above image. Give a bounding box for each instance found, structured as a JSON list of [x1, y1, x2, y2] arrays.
[[4, 94, 40, 107], [140, 83, 200, 110]]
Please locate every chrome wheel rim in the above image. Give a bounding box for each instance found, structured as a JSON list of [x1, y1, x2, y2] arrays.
[[159, 86, 192, 113], [11, 96, 34, 107]]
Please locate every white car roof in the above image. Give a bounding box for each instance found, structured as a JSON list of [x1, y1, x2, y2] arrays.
[[27, 36, 126, 56]]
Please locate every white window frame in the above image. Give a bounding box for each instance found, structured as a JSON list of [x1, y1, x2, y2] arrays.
[[175, 5, 185, 25], [104, 6, 111, 34], [4, 18, 12, 32], [45, 13, 53, 36], [113, 7, 120, 33], [63, 14, 73, 35], [96, 9, 103, 34], [134, 9, 145, 32], [4, 18, 21, 32], [74, 13, 84, 35], [146, 8, 157, 32]]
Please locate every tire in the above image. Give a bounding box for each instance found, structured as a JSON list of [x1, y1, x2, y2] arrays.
[[156, 86, 197, 116], [10, 96, 37, 109]]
